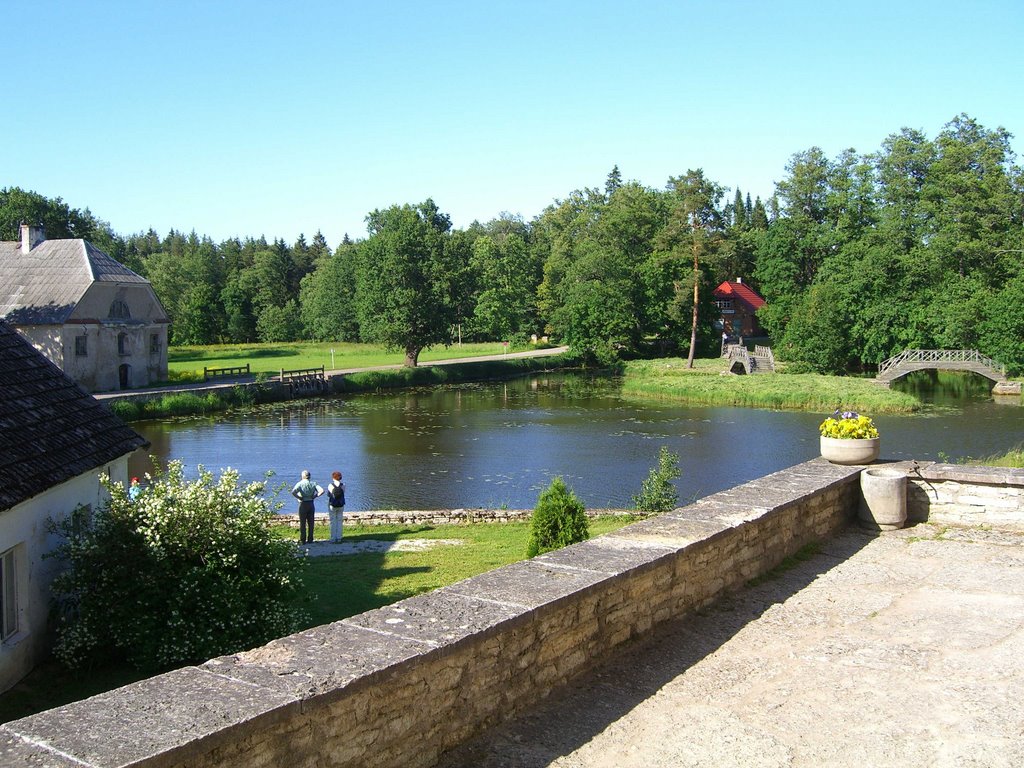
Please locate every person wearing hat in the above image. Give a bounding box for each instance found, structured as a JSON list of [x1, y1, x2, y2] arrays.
[[128, 476, 141, 502], [290, 470, 324, 544]]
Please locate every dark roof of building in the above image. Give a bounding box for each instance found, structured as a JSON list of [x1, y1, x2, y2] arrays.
[[0, 238, 149, 324], [714, 280, 766, 311], [0, 319, 147, 511]]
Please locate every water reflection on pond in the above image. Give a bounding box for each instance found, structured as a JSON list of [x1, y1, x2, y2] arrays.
[[130, 372, 1021, 512]]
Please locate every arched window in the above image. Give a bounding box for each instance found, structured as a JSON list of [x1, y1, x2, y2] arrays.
[[109, 300, 131, 320], [118, 332, 129, 356]]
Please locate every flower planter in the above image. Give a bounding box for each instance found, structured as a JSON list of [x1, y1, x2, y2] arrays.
[[820, 436, 880, 465], [859, 467, 907, 530]]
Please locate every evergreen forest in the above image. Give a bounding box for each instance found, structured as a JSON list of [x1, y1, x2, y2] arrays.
[[3, 114, 1022, 373]]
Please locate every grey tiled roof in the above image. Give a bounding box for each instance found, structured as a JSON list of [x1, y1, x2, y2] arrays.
[[0, 239, 149, 324], [0, 319, 147, 511]]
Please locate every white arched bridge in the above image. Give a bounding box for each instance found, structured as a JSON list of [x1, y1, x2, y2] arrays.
[[874, 349, 1009, 389], [724, 344, 776, 374]]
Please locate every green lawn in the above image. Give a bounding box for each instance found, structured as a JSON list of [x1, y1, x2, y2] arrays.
[[0, 516, 634, 724], [168, 341, 530, 379], [292, 517, 632, 627], [621, 358, 921, 413]]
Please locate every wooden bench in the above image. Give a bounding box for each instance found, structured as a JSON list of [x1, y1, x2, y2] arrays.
[[203, 364, 251, 381]]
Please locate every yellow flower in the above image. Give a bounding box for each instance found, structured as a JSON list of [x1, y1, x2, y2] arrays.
[[819, 413, 879, 439]]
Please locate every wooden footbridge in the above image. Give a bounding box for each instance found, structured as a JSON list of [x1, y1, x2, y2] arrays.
[[278, 366, 328, 395], [874, 349, 1008, 388], [724, 344, 775, 374]]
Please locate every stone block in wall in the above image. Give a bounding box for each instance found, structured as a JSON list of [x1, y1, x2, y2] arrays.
[[1, 731, 85, 767], [205, 620, 432, 700], [2, 666, 299, 767], [445, 558, 609, 609], [533, 536, 678, 576], [609, 514, 733, 552], [906, 463, 1024, 529], [343, 589, 524, 649], [920, 463, 1024, 486]]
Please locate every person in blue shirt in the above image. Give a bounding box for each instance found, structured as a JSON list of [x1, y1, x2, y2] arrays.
[[290, 470, 324, 544]]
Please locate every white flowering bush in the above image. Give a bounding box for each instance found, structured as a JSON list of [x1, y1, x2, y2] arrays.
[[49, 460, 307, 671]]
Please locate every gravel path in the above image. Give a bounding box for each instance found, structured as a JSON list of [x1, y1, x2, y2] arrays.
[[298, 538, 465, 556]]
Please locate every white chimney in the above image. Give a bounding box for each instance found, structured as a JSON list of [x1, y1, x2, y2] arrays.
[[20, 224, 45, 254], [736, 277, 743, 284]]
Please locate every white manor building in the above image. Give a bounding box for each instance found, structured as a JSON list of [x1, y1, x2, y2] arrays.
[[0, 225, 169, 392]]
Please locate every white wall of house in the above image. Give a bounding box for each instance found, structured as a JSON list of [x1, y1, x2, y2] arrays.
[[11, 326, 63, 368], [0, 456, 132, 693]]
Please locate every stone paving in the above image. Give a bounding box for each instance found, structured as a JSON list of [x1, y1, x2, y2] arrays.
[[438, 523, 1024, 768]]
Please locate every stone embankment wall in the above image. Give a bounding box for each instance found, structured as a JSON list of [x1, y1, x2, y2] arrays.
[[908, 462, 1024, 529], [0, 460, 866, 767], [275, 508, 633, 527]]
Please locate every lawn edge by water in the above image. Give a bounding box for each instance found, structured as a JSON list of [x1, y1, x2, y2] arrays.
[[110, 351, 585, 422], [621, 358, 921, 414]]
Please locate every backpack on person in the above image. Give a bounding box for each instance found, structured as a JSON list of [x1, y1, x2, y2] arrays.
[[328, 482, 345, 507]]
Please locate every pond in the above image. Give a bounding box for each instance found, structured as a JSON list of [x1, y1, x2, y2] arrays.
[[129, 372, 1022, 512]]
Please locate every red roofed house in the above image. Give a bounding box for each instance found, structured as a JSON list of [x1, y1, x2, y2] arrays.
[[713, 278, 765, 338]]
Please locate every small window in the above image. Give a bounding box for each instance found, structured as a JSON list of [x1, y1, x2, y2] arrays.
[[75, 335, 88, 357], [118, 332, 130, 356], [1, 548, 17, 641], [109, 300, 131, 320], [150, 333, 160, 356]]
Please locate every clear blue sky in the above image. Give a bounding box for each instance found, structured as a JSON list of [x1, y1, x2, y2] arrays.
[[6, 0, 1023, 247]]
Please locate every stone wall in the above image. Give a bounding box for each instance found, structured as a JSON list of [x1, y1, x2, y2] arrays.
[[908, 462, 1024, 530], [0, 460, 864, 767], [275, 508, 634, 527]]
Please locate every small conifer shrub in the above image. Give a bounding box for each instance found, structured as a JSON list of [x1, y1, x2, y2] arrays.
[[632, 446, 681, 514], [526, 476, 590, 557]]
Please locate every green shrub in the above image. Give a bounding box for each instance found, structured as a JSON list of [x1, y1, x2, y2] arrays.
[[107, 399, 142, 421], [48, 461, 307, 671], [526, 477, 590, 557], [632, 446, 682, 514]]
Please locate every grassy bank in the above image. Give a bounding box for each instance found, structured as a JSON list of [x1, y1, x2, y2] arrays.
[[621, 358, 920, 413], [334, 350, 581, 393], [107, 385, 265, 422], [975, 445, 1024, 468], [0, 516, 632, 723], [168, 340, 547, 381], [109, 352, 582, 422]]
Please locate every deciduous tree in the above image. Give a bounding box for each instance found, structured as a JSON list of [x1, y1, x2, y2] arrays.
[[355, 200, 470, 366]]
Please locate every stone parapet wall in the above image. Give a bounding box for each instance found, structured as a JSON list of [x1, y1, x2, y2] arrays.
[[0, 460, 864, 768], [908, 462, 1024, 529]]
